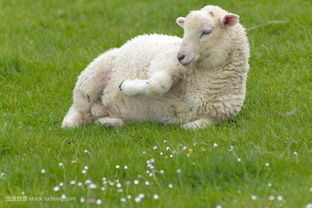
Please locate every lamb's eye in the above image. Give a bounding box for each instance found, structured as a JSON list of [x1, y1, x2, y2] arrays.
[[200, 30, 212, 37]]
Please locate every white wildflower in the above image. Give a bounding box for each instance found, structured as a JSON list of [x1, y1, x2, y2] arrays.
[[96, 199, 102, 205], [153, 194, 159, 200], [85, 179, 92, 184], [135, 197, 141, 203], [53, 186, 60, 192], [229, 145, 234, 152], [305, 203, 312, 208]]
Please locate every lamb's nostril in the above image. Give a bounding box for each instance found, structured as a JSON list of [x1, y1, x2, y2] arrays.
[[177, 54, 185, 62]]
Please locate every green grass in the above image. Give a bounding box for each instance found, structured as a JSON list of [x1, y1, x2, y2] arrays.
[[0, 0, 312, 207]]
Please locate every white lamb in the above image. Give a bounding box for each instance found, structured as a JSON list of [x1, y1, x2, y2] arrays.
[[62, 5, 250, 129]]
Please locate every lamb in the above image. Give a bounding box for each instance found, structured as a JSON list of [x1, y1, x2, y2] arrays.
[[62, 5, 250, 129]]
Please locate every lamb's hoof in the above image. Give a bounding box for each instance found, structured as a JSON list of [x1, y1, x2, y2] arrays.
[[118, 79, 139, 96], [103, 122, 113, 128], [119, 80, 125, 91], [119, 79, 131, 95], [96, 117, 124, 128]]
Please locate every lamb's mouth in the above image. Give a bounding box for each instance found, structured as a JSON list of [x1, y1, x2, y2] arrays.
[[179, 59, 193, 66]]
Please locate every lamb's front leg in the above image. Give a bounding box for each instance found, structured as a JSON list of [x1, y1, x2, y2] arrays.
[[182, 119, 215, 130], [119, 71, 173, 97]]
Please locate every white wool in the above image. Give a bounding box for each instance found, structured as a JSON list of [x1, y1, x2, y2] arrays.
[[62, 5, 250, 129]]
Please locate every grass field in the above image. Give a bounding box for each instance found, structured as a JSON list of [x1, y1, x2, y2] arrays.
[[0, 0, 312, 207]]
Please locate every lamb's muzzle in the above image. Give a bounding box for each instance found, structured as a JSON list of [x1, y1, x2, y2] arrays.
[[177, 49, 194, 66], [177, 53, 185, 62]]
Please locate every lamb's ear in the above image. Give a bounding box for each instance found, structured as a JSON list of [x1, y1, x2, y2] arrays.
[[176, 17, 186, 28], [220, 13, 239, 27]]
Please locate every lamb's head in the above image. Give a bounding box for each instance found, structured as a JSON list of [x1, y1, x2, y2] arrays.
[[176, 6, 239, 68]]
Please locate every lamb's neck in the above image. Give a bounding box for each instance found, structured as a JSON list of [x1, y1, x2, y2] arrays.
[[184, 62, 243, 97], [196, 47, 232, 71]]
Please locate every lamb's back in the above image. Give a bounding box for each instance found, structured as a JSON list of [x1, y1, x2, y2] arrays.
[[112, 34, 181, 77]]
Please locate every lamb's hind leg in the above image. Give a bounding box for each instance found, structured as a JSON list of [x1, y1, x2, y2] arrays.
[[92, 101, 124, 128], [62, 49, 118, 128]]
